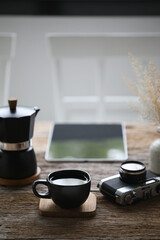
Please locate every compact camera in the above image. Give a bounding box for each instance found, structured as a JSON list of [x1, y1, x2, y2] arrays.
[[98, 161, 160, 205]]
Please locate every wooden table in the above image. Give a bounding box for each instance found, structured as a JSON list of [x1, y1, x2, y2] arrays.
[[1, 122, 160, 240]]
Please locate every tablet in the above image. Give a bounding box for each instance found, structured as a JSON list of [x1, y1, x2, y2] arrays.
[[45, 123, 128, 162]]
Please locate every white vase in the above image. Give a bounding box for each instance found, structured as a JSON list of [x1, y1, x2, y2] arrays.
[[149, 127, 160, 175]]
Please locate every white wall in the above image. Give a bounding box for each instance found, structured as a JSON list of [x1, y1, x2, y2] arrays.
[[0, 16, 160, 120]]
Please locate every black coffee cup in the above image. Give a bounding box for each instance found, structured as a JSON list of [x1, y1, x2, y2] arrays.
[[32, 169, 91, 209]]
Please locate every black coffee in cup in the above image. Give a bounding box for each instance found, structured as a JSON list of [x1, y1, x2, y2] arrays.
[[51, 177, 88, 186], [32, 169, 91, 209]]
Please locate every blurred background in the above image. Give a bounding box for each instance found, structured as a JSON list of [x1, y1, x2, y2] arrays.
[[0, 0, 160, 122]]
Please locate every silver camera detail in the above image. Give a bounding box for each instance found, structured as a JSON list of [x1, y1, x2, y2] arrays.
[[98, 161, 160, 205]]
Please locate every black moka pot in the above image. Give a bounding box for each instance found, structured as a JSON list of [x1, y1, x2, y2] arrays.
[[0, 99, 40, 181]]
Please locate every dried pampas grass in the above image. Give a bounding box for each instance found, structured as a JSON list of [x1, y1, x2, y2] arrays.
[[126, 53, 160, 124]]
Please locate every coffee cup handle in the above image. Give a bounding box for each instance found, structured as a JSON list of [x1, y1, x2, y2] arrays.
[[32, 179, 51, 199]]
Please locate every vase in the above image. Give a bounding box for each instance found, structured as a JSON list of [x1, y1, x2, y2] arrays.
[[149, 126, 160, 175]]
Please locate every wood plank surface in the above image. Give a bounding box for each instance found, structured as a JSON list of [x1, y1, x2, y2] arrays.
[[1, 121, 160, 240]]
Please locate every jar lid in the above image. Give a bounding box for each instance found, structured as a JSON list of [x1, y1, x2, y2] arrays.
[[0, 99, 39, 118]]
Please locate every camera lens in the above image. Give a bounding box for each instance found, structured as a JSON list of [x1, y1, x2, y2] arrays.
[[119, 161, 146, 184]]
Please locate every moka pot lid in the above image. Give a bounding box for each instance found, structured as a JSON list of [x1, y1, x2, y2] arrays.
[[0, 99, 40, 143]]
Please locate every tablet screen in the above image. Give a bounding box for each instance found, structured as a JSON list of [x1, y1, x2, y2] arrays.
[[45, 123, 128, 162]]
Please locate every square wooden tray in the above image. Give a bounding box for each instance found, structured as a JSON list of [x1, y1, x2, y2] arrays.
[[39, 192, 96, 218]]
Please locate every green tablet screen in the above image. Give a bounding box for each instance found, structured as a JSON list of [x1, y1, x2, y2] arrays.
[[45, 123, 128, 162]]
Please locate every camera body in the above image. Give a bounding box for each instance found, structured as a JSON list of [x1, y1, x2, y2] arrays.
[[98, 162, 160, 205]]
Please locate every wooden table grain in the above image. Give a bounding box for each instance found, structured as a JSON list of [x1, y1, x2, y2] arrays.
[[1, 122, 160, 240]]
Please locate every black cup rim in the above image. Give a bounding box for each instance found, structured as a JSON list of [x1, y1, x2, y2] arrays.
[[47, 169, 91, 187]]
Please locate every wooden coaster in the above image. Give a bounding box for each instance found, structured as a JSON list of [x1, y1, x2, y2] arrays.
[[0, 167, 41, 186], [39, 192, 96, 218]]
